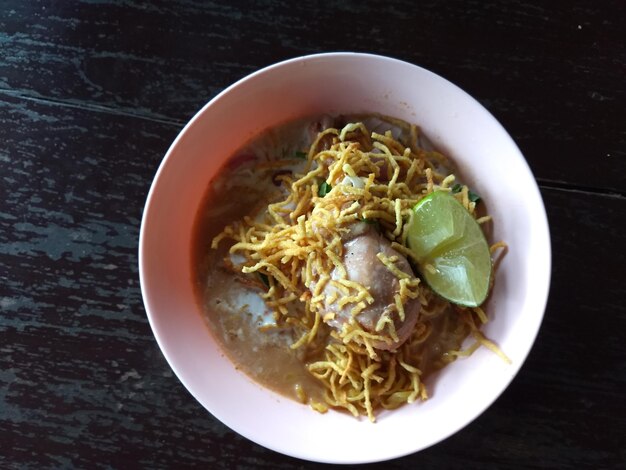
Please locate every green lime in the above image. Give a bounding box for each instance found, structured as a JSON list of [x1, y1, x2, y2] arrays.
[[407, 191, 492, 307]]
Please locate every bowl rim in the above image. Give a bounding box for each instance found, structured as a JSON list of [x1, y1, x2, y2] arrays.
[[138, 51, 551, 463]]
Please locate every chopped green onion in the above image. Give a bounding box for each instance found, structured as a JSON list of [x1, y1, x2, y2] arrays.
[[361, 217, 381, 231], [451, 183, 481, 204], [258, 272, 270, 288], [294, 151, 308, 160], [318, 181, 332, 197]]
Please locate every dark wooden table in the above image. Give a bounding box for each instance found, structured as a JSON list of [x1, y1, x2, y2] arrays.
[[1, 1, 624, 468]]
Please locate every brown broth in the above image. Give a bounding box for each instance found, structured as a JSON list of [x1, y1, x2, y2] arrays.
[[192, 116, 473, 407], [192, 151, 328, 402]]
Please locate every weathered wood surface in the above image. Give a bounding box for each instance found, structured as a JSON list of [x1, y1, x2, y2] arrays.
[[1, 1, 624, 468]]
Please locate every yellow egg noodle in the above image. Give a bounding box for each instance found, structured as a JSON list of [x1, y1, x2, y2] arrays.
[[212, 117, 508, 421]]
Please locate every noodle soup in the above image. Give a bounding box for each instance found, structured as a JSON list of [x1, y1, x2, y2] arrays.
[[193, 114, 504, 421]]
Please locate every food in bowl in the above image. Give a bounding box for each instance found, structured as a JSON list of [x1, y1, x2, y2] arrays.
[[141, 53, 551, 462], [192, 113, 508, 421]]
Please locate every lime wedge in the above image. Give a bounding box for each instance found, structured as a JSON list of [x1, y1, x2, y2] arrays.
[[407, 191, 492, 307]]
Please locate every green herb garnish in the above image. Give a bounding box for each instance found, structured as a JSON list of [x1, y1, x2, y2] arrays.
[[361, 217, 381, 231], [258, 272, 270, 288], [318, 181, 332, 197], [294, 151, 308, 160], [451, 183, 481, 204]]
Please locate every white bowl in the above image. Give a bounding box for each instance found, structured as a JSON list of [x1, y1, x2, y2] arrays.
[[139, 53, 551, 464]]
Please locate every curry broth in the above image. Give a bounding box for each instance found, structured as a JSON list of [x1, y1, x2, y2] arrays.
[[192, 166, 329, 402], [192, 116, 473, 409]]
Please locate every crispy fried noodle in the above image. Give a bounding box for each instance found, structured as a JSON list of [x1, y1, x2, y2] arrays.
[[212, 116, 508, 421]]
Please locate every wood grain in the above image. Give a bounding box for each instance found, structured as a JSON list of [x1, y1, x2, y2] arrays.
[[1, 0, 624, 190], [1, 0, 625, 468]]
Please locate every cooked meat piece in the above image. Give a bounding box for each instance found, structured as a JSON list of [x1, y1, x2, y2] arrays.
[[317, 224, 420, 350]]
